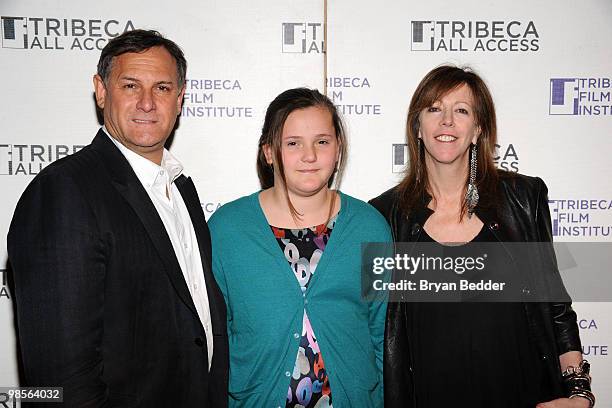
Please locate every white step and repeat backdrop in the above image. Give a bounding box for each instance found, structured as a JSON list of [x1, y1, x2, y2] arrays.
[[1, 0, 610, 404]]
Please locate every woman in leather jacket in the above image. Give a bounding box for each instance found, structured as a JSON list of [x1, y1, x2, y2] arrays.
[[369, 65, 593, 408]]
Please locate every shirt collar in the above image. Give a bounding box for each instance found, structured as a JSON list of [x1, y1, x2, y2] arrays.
[[161, 148, 184, 183], [102, 126, 183, 187]]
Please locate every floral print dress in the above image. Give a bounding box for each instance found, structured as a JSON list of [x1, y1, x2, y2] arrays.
[[270, 215, 337, 408]]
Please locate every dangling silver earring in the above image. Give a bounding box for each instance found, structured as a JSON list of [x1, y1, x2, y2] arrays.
[[465, 143, 479, 218], [416, 137, 423, 183]]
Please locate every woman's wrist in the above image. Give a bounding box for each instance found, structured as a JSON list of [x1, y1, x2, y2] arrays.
[[563, 360, 595, 407]]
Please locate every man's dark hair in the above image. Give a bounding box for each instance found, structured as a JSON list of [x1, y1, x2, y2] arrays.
[[97, 29, 187, 88]]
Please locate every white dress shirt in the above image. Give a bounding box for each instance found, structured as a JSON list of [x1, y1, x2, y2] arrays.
[[104, 128, 214, 369]]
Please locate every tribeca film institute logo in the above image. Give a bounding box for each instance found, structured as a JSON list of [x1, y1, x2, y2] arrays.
[[1, 16, 134, 51], [391, 143, 519, 173], [576, 317, 607, 358], [410, 20, 539, 52], [181, 78, 254, 119], [0, 144, 85, 176], [548, 198, 612, 238], [327, 76, 382, 116], [549, 77, 611, 116], [281, 22, 324, 53]]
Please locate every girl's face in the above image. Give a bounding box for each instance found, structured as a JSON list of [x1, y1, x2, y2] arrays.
[[265, 106, 339, 198]]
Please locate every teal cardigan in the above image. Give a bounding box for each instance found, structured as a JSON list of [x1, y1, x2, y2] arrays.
[[209, 191, 392, 407]]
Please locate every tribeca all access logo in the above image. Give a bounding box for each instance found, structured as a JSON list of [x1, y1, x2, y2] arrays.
[[391, 144, 408, 173], [549, 78, 611, 116], [1, 16, 134, 51], [281, 22, 324, 53], [0, 143, 84, 176], [391, 143, 520, 173], [410, 20, 539, 52], [0, 269, 9, 300], [201, 202, 222, 219], [549, 199, 612, 238]]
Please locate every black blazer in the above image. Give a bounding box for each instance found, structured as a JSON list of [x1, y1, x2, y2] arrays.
[[369, 172, 582, 407], [8, 130, 228, 407]]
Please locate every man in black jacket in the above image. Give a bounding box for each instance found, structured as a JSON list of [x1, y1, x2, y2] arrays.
[[8, 30, 228, 407]]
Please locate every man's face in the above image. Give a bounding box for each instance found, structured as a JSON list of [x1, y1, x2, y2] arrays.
[[93, 46, 185, 164]]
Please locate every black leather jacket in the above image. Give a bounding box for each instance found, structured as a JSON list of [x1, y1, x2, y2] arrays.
[[369, 172, 582, 407]]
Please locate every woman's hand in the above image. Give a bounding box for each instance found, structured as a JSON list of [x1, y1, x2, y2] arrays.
[[536, 397, 591, 408]]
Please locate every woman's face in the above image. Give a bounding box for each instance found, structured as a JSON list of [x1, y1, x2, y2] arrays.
[[418, 83, 480, 168], [265, 106, 339, 198]]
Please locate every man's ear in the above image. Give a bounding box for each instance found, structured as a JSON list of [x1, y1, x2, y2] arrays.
[[93, 74, 106, 110], [176, 84, 186, 115]]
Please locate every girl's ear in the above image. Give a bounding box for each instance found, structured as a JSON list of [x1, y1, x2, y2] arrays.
[[263, 144, 274, 165]]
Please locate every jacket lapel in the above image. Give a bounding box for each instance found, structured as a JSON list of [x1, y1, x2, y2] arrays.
[[90, 130, 199, 318], [175, 175, 225, 333]]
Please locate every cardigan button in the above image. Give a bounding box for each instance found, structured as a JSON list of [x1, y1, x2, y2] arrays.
[[488, 221, 500, 231], [194, 337, 204, 347], [285, 371, 291, 377], [411, 224, 421, 235], [293, 332, 300, 339]]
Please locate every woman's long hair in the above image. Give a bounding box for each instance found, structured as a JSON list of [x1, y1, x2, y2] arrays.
[[256, 88, 348, 221], [398, 65, 499, 218]]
